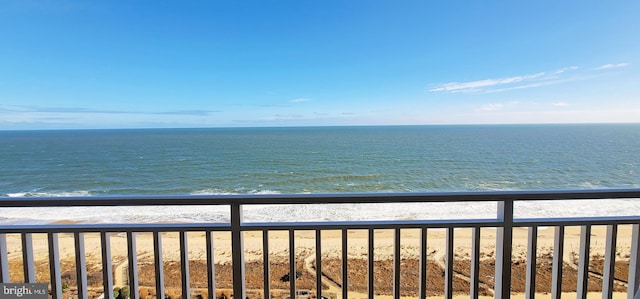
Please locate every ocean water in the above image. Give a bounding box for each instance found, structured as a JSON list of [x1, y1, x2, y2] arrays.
[[1, 124, 639, 224]]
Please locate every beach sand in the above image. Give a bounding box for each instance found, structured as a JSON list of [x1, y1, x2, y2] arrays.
[[3, 225, 636, 299]]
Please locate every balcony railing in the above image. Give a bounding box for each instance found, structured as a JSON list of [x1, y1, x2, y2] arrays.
[[1, 189, 639, 299]]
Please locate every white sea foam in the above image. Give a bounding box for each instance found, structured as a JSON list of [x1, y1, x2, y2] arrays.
[[191, 189, 238, 196], [190, 189, 282, 196], [6, 190, 92, 197], [2, 196, 639, 225]]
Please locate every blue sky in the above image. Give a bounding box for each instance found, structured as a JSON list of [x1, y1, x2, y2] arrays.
[[1, 1, 638, 129]]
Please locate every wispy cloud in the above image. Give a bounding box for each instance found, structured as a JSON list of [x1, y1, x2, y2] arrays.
[[153, 110, 220, 116], [273, 114, 304, 120], [595, 63, 629, 70], [291, 98, 312, 103], [0, 105, 219, 116], [478, 103, 504, 111], [553, 66, 579, 74], [429, 66, 584, 94], [552, 102, 569, 107], [475, 101, 520, 112], [429, 72, 546, 93], [0, 105, 126, 114]]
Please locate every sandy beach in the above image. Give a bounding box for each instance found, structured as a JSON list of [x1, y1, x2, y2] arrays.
[[3, 225, 636, 299]]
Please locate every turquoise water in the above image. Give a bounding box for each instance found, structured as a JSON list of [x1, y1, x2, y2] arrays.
[[1, 124, 639, 223]]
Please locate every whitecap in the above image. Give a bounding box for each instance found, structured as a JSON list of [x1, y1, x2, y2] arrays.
[[6, 190, 92, 197]]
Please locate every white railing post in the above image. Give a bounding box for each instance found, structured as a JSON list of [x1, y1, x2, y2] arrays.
[[22, 233, 35, 283], [577, 225, 591, 299], [602, 225, 618, 299], [525, 226, 538, 299], [495, 199, 514, 299], [207, 231, 217, 299], [75, 232, 89, 299], [153, 231, 165, 299], [48, 233, 62, 299], [444, 227, 454, 299], [101, 232, 114, 299], [231, 203, 246, 299], [127, 232, 139, 299], [551, 226, 565, 299]]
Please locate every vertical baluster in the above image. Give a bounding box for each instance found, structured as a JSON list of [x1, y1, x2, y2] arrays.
[[444, 228, 454, 299], [101, 232, 114, 299], [22, 233, 35, 282], [419, 227, 427, 299], [75, 232, 88, 299], [262, 230, 269, 299], [525, 226, 538, 299], [180, 231, 190, 299], [127, 232, 139, 299], [231, 204, 246, 299], [368, 228, 374, 299], [495, 200, 514, 299], [470, 227, 481, 299], [153, 232, 165, 299], [393, 228, 401, 299], [290, 229, 296, 299], [0, 233, 9, 283], [207, 231, 216, 299], [551, 226, 565, 299], [341, 229, 347, 299], [48, 233, 62, 299], [629, 224, 640, 299], [316, 230, 322, 299], [602, 225, 618, 299], [577, 225, 591, 299]]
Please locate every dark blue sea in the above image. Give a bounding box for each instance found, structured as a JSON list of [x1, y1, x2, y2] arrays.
[[1, 124, 639, 223]]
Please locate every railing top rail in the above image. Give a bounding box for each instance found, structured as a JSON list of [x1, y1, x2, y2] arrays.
[[0, 222, 231, 233], [1, 189, 639, 207]]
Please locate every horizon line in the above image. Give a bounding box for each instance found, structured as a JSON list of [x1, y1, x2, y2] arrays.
[[1, 122, 639, 132]]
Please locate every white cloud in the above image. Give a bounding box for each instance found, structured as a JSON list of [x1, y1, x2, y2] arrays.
[[485, 80, 561, 93], [0, 105, 219, 116], [274, 114, 303, 119], [478, 103, 504, 111], [595, 63, 629, 70], [552, 102, 569, 107], [429, 72, 545, 93], [476, 101, 521, 112], [291, 98, 312, 103], [553, 66, 578, 74], [429, 66, 582, 94]]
